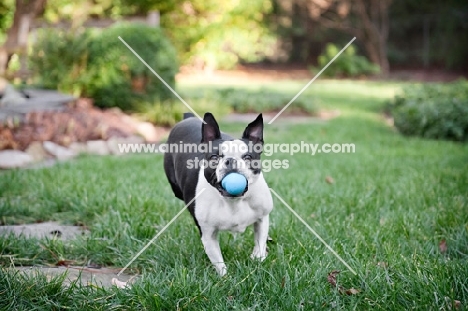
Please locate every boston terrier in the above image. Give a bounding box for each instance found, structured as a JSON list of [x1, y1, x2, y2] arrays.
[[163, 112, 273, 276]]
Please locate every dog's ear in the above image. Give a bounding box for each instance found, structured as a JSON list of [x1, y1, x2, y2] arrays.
[[202, 113, 221, 142], [242, 113, 263, 144]]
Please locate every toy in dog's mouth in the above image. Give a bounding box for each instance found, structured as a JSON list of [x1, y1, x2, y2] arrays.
[[217, 172, 248, 197]]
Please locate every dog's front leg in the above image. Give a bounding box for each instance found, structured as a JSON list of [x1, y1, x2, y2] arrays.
[[200, 227, 227, 276], [251, 215, 269, 261]]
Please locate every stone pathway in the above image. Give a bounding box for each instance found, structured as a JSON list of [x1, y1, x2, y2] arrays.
[[0, 222, 135, 288], [13, 266, 135, 288], [0, 221, 88, 240]]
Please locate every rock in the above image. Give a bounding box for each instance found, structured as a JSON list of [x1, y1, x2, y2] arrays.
[[86, 140, 110, 155], [69, 142, 87, 154], [107, 135, 145, 155], [107, 136, 145, 155], [0, 150, 33, 169], [25, 141, 49, 162], [0, 127, 17, 150], [74, 98, 93, 109], [43, 141, 76, 161], [0, 84, 26, 107], [127, 135, 145, 144], [135, 121, 159, 142], [107, 138, 126, 156]]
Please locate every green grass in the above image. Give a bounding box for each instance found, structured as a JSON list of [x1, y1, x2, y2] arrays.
[[1, 80, 467, 310]]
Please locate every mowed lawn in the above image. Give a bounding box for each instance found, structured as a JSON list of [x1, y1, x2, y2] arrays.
[[1, 80, 467, 310]]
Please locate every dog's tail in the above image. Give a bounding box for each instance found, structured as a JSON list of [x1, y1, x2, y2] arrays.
[[183, 112, 195, 120]]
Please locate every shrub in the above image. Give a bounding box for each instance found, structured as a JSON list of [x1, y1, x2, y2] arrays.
[[389, 80, 468, 142], [312, 43, 380, 78], [29, 29, 92, 95], [29, 23, 178, 111], [134, 101, 183, 127], [85, 23, 178, 109]]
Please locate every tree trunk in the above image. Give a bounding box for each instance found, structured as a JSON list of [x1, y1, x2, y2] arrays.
[[378, 0, 390, 74], [306, 0, 392, 75], [0, 0, 47, 77], [353, 0, 391, 75]]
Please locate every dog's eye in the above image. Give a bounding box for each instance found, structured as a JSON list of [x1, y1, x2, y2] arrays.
[[209, 155, 219, 161], [243, 154, 252, 161]]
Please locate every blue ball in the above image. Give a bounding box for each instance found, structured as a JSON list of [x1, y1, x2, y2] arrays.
[[221, 173, 247, 196]]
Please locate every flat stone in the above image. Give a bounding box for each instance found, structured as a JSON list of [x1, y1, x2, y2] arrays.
[[21, 89, 76, 102], [107, 138, 125, 156], [0, 84, 26, 107], [2, 100, 68, 113], [0, 150, 33, 169], [0, 221, 88, 240], [86, 140, 110, 155], [14, 266, 134, 288], [107, 136, 145, 155], [25, 141, 49, 162], [43, 141, 76, 161], [0, 87, 75, 114], [68, 142, 88, 154]]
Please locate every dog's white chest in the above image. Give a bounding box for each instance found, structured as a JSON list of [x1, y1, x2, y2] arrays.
[[213, 200, 258, 233]]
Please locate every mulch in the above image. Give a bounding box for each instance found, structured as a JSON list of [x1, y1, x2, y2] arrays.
[[0, 99, 140, 151]]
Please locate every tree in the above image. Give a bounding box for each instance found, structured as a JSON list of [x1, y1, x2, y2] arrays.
[[161, 0, 274, 70], [0, 0, 47, 76], [1, 0, 274, 74], [306, 0, 392, 74]]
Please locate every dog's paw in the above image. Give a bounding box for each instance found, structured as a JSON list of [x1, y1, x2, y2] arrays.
[[215, 263, 227, 277], [250, 249, 267, 261]]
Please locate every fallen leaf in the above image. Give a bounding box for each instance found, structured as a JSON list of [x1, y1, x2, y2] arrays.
[[444, 297, 462, 310], [327, 270, 361, 295], [281, 276, 286, 288], [56, 260, 74, 267], [111, 278, 129, 289], [344, 288, 360, 295], [439, 239, 447, 254], [325, 176, 335, 184], [327, 270, 340, 288]]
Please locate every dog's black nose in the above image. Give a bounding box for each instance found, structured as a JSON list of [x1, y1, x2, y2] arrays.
[[224, 158, 237, 170]]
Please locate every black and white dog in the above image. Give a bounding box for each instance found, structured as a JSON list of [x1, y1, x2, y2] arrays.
[[163, 113, 273, 276]]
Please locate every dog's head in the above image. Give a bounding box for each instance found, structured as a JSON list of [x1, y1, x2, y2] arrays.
[[201, 113, 264, 198]]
